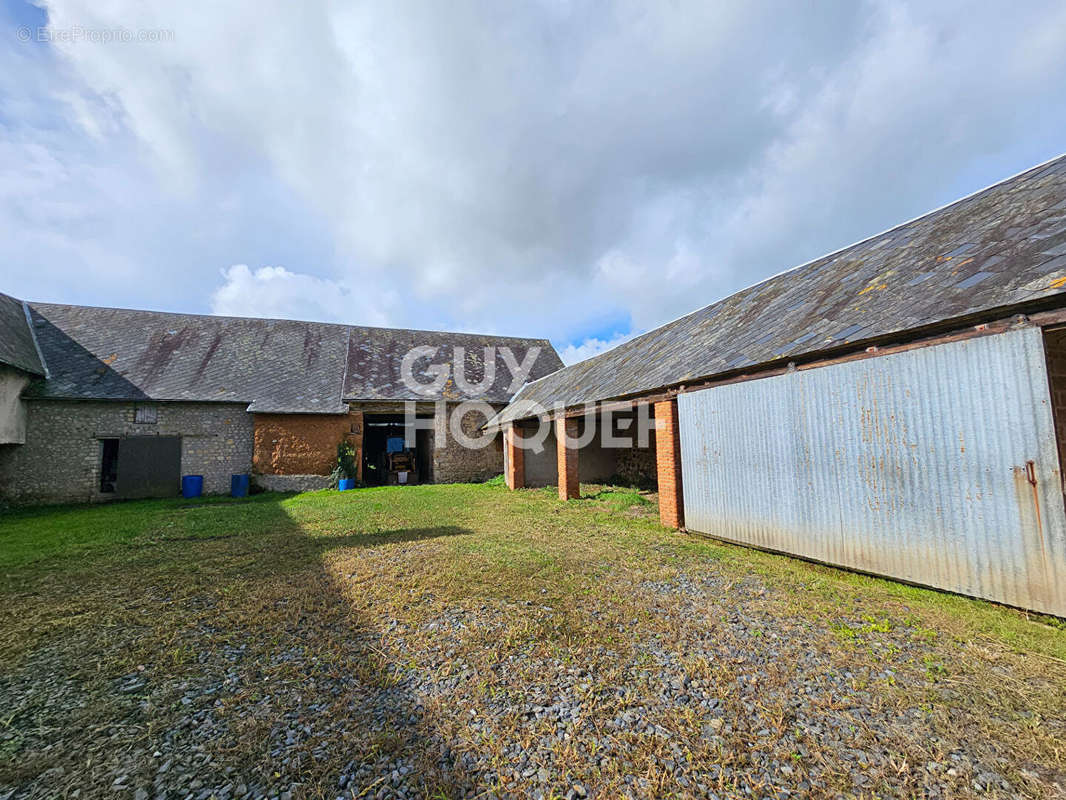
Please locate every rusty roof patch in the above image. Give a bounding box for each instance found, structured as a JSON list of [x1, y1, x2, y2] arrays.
[[20, 304, 562, 412], [342, 325, 560, 403]]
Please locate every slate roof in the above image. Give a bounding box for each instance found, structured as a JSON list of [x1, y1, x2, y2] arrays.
[[18, 303, 561, 412], [344, 326, 559, 403], [494, 154, 1066, 426], [0, 292, 44, 375]]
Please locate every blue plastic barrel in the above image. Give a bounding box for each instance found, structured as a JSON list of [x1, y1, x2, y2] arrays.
[[338, 478, 356, 491], [230, 474, 250, 498], [181, 475, 204, 499]]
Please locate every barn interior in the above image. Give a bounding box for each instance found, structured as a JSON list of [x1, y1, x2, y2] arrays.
[[361, 413, 433, 486]]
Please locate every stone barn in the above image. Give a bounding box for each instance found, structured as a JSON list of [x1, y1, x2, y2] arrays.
[[0, 299, 561, 505]]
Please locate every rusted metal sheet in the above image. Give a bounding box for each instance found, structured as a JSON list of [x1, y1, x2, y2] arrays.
[[678, 325, 1066, 616]]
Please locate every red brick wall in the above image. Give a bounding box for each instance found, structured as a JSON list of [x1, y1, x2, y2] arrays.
[[654, 399, 684, 529], [504, 423, 525, 489], [253, 410, 363, 476], [556, 417, 580, 500]]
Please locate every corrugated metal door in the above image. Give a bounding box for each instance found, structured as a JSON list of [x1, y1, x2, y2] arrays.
[[115, 436, 182, 499], [678, 326, 1066, 616]]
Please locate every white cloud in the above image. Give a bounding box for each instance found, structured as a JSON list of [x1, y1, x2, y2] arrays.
[[2, 0, 1066, 353], [558, 332, 637, 366], [209, 264, 396, 327]]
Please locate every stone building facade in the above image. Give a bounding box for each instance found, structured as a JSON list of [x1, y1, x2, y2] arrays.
[[0, 292, 562, 505], [0, 398, 513, 505], [0, 400, 253, 505]]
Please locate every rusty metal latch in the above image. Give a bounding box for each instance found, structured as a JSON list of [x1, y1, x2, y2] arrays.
[[1026, 460, 1037, 487]]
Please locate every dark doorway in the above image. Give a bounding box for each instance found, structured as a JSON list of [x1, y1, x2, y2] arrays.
[[113, 436, 182, 499], [99, 439, 119, 493], [416, 427, 433, 484], [362, 415, 431, 486]]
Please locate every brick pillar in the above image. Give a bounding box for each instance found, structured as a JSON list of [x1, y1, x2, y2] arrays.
[[654, 399, 684, 529], [555, 417, 580, 500], [504, 423, 525, 490]]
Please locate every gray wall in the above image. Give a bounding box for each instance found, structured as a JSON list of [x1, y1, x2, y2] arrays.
[[0, 400, 254, 505], [579, 432, 619, 483], [523, 425, 558, 488], [519, 420, 621, 489], [0, 365, 31, 444], [431, 402, 504, 484]]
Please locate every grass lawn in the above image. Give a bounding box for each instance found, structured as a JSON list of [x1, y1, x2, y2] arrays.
[[1, 480, 1064, 799]]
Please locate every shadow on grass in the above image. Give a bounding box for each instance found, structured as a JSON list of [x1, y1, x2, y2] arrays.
[[0, 495, 477, 798], [156, 524, 471, 550]]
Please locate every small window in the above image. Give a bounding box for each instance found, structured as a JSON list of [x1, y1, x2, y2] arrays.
[[134, 405, 158, 424], [100, 439, 119, 493]]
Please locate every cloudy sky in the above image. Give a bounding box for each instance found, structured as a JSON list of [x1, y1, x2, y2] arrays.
[[2, 1, 1065, 364]]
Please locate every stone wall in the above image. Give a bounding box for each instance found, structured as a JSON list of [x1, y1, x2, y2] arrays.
[[431, 402, 504, 483], [0, 400, 253, 505], [616, 443, 657, 489], [252, 474, 332, 493], [0, 397, 510, 505]]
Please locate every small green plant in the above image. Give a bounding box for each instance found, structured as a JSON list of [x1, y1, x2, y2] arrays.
[[860, 615, 893, 633], [329, 440, 360, 487]]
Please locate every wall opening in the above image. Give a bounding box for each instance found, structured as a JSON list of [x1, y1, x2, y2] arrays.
[[415, 427, 433, 483], [610, 409, 658, 490], [517, 409, 657, 490], [362, 414, 431, 486], [99, 438, 119, 493], [1043, 326, 1066, 494]]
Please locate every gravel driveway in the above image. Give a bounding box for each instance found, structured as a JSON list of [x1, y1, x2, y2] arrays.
[[1, 485, 1064, 799]]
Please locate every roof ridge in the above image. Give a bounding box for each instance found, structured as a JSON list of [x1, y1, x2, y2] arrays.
[[27, 301, 553, 343], [22, 301, 48, 378]]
